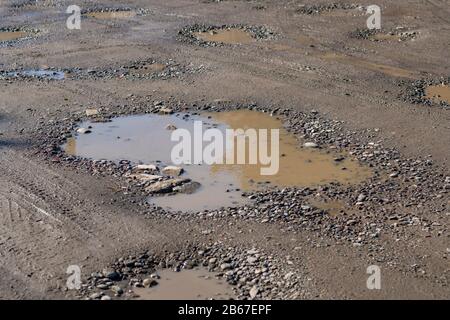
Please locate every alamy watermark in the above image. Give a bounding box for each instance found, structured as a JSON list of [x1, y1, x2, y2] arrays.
[[366, 265, 381, 290], [171, 121, 280, 175], [366, 5, 381, 30], [66, 5, 81, 30], [66, 265, 81, 290]]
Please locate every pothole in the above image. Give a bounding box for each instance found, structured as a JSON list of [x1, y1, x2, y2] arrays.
[[0, 26, 38, 45], [296, 3, 362, 15], [0, 59, 199, 82], [403, 77, 450, 109], [425, 84, 450, 105], [63, 110, 371, 212], [0, 69, 66, 80], [76, 244, 307, 300], [178, 24, 276, 47], [195, 28, 254, 45], [81, 7, 150, 19], [132, 268, 235, 300], [349, 28, 418, 42]]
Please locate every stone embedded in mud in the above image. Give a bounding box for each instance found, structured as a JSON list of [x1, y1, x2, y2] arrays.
[[303, 142, 318, 148], [166, 124, 177, 131], [143, 278, 159, 288], [173, 181, 201, 194], [145, 178, 190, 193], [77, 128, 91, 134], [158, 107, 174, 115], [162, 166, 184, 176], [134, 164, 158, 172]]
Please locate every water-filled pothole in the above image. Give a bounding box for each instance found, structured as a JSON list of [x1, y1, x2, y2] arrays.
[[85, 10, 136, 19], [425, 84, 450, 105], [0, 31, 27, 42], [132, 268, 234, 300], [195, 28, 254, 45], [64, 110, 371, 211]]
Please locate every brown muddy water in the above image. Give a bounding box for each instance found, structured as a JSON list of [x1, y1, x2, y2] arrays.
[[0, 31, 27, 42], [425, 84, 450, 104], [132, 268, 234, 300], [195, 29, 253, 44], [129, 63, 166, 75], [64, 110, 371, 212], [85, 11, 136, 19]]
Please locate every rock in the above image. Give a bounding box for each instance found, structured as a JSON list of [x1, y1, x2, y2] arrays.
[[103, 269, 121, 281], [173, 181, 201, 194], [111, 285, 123, 295], [145, 178, 190, 193], [220, 263, 232, 271], [143, 278, 159, 288], [85, 109, 99, 116], [134, 164, 158, 172], [284, 272, 294, 280], [89, 292, 103, 300], [158, 107, 174, 114], [101, 295, 111, 300], [162, 166, 184, 176], [77, 128, 91, 134], [389, 172, 399, 178], [247, 256, 258, 264], [166, 124, 177, 130], [303, 142, 318, 148], [357, 194, 367, 202], [249, 286, 259, 299], [208, 258, 217, 265]]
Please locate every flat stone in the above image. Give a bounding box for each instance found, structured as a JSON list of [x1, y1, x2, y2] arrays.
[[303, 142, 318, 148], [158, 107, 174, 114], [145, 178, 190, 193], [173, 181, 201, 194], [162, 166, 184, 176], [134, 164, 158, 172], [249, 286, 259, 299]]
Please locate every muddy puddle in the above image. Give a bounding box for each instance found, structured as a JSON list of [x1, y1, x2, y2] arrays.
[[0, 31, 27, 42], [425, 84, 450, 104], [64, 110, 371, 212], [319, 52, 417, 79], [4, 69, 65, 80], [85, 10, 136, 19], [195, 29, 253, 44], [132, 268, 234, 300]]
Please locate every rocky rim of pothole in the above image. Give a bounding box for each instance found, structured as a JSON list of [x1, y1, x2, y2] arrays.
[[349, 28, 418, 42], [32, 100, 449, 249], [178, 24, 277, 47], [81, 6, 151, 17], [75, 243, 309, 300], [296, 3, 362, 15], [401, 76, 450, 109], [0, 58, 203, 82], [0, 26, 40, 46]]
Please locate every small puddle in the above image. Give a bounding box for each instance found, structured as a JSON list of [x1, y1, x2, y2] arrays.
[[4, 69, 65, 80], [319, 52, 417, 79], [0, 31, 27, 42], [64, 110, 371, 212], [195, 29, 253, 44], [85, 10, 136, 19], [132, 268, 234, 300], [425, 84, 450, 104], [370, 33, 401, 42]]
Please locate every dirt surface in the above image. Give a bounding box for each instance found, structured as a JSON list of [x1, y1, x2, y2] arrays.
[[0, 0, 449, 300]]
